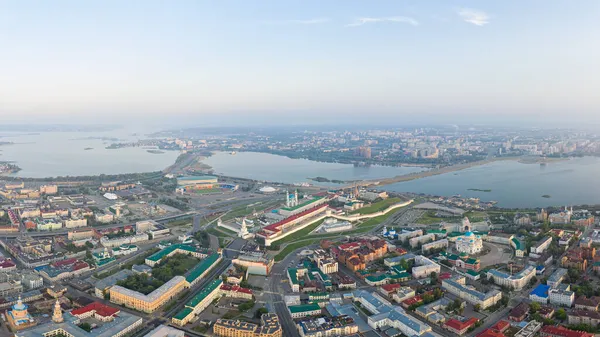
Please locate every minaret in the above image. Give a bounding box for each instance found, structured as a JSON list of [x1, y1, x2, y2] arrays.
[[285, 189, 290, 207], [52, 299, 63, 323], [294, 190, 299, 205]]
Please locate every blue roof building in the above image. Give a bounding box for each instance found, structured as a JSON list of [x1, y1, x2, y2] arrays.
[[529, 284, 550, 304]]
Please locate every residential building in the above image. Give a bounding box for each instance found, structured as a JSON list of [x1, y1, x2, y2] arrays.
[[509, 302, 529, 322], [574, 296, 600, 311], [549, 284, 575, 307], [288, 304, 322, 319], [442, 276, 502, 309], [213, 313, 282, 337], [352, 290, 432, 337], [110, 276, 187, 313], [232, 254, 274, 276], [530, 237, 552, 256], [486, 265, 536, 290], [409, 234, 435, 248], [529, 284, 550, 304], [172, 279, 223, 326], [412, 256, 441, 279], [547, 268, 567, 288], [421, 239, 448, 254], [144, 325, 185, 337], [296, 316, 358, 337], [514, 320, 542, 337], [540, 325, 594, 337], [568, 310, 600, 326], [444, 318, 479, 336]]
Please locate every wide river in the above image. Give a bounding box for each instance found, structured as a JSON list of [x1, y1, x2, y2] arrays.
[[0, 130, 179, 178], [202, 151, 425, 186], [384, 156, 600, 208]]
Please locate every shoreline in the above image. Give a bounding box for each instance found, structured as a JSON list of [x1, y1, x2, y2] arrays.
[[354, 156, 520, 188]]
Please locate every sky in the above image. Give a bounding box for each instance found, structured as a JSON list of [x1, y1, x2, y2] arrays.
[[1, 1, 599, 127]]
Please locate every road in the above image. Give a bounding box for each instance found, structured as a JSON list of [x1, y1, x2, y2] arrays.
[[267, 247, 302, 337]]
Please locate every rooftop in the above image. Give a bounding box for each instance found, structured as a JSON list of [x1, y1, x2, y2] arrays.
[[288, 303, 321, 314], [185, 253, 220, 284]]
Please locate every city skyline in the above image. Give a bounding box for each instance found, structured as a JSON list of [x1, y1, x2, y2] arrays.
[[1, 1, 600, 126]]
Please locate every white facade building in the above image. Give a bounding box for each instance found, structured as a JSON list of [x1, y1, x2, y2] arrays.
[[422, 239, 448, 254], [549, 286, 575, 307], [412, 256, 441, 279], [455, 232, 483, 255]]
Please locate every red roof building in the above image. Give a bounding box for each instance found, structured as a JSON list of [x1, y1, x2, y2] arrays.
[[259, 204, 328, 237], [71, 302, 120, 322], [53, 258, 78, 268], [490, 320, 510, 333], [220, 284, 253, 299], [0, 259, 16, 270], [540, 326, 594, 337], [402, 295, 423, 308], [477, 329, 506, 337], [439, 272, 453, 280], [445, 318, 479, 335], [380, 284, 401, 295]]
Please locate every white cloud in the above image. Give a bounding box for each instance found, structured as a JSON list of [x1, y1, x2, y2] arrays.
[[346, 16, 419, 27], [260, 18, 330, 25], [458, 8, 490, 26]]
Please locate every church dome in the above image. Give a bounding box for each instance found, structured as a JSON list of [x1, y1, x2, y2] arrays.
[[12, 301, 27, 312]]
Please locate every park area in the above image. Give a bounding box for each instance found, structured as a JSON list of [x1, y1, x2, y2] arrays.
[[116, 253, 200, 294]]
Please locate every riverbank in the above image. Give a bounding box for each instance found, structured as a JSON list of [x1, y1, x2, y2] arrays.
[[517, 156, 569, 164]]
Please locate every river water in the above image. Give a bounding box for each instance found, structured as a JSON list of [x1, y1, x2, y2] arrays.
[[384, 157, 600, 208], [0, 130, 179, 178], [3, 131, 600, 209], [202, 151, 425, 186]]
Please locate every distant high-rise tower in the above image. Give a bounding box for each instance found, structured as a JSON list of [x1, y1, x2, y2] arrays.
[[355, 146, 372, 159]]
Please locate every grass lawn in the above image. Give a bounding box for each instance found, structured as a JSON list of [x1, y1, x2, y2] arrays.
[[270, 219, 326, 246], [416, 210, 447, 224], [274, 207, 406, 261], [164, 219, 192, 228], [350, 197, 402, 215], [206, 226, 235, 238], [464, 211, 488, 222], [196, 188, 223, 194], [275, 239, 319, 261], [222, 206, 255, 222]]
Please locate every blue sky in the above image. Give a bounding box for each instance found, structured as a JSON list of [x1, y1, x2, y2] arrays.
[[1, 1, 599, 126]]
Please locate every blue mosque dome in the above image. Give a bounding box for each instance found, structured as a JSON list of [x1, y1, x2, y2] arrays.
[[464, 231, 473, 237]]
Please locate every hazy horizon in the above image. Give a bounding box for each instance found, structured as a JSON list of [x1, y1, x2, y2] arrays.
[[1, 1, 599, 126]]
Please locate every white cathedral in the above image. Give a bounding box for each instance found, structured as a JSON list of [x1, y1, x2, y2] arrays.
[[455, 231, 483, 254]]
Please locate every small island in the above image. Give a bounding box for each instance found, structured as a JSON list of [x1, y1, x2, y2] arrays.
[[84, 147, 93, 151], [147, 150, 165, 154], [468, 188, 492, 192], [308, 177, 346, 184], [542, 194, 551, 198]]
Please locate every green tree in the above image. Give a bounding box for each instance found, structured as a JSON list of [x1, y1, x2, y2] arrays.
[[255, 307, 269, 318], [555, 308, 567, 321], [530, 302, 541, 313]]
